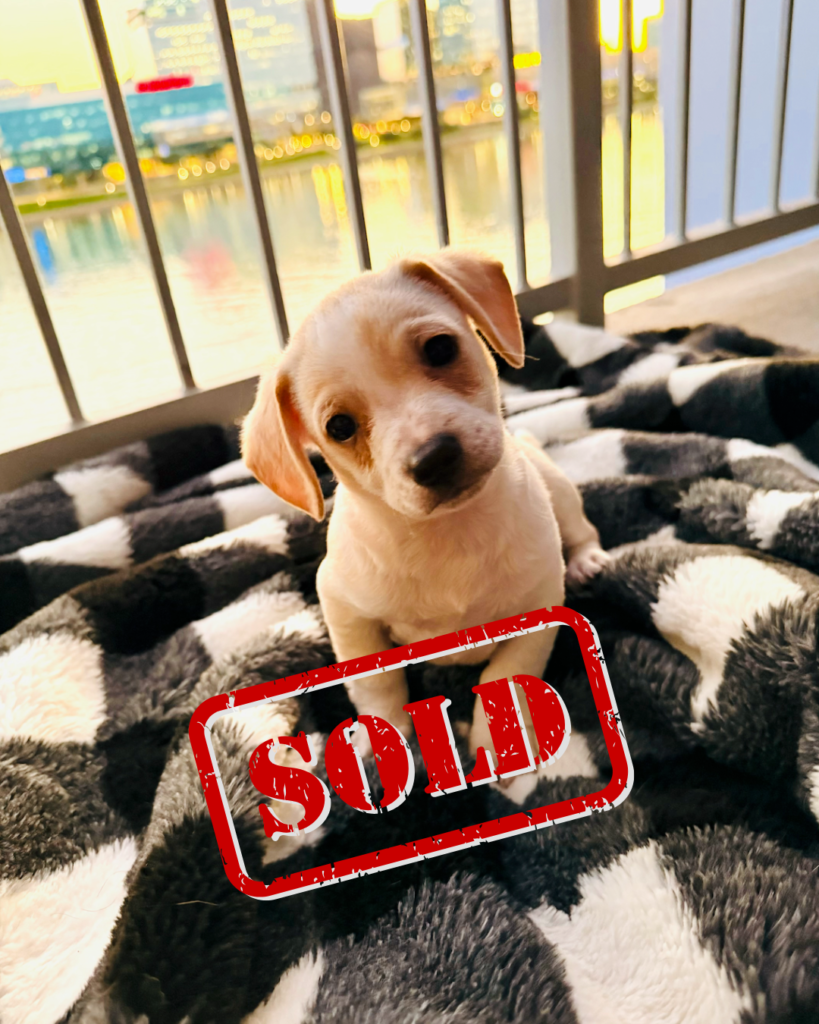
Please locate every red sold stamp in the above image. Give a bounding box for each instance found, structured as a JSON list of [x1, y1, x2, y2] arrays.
[[189, 606, 633, 900]]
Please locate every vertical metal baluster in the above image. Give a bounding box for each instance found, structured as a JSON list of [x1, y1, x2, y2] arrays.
[[770, 0, 794, 213], [208, 0, 289, 346], [814, 76, 819, 200], [674, 0, 692, 242], [538, 0, 576, 281], [315, 0, 371, 270], [0, 171, 84, 423], [409, 0, 450, 248], [567, 0, 606, 326], [496, 0, 527, 288], [724, 0, 745, 225], [78, 0, 195, 390], [619, 0, 633, 257]]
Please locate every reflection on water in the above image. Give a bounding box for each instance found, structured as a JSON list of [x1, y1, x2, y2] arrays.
[[0, 109, 664, 452]]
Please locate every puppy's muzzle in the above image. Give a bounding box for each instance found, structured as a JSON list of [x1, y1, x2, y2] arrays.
[[407, 433, 464, 492]]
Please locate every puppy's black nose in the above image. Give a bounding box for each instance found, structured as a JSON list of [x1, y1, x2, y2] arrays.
[[407, 433, 463, 489]]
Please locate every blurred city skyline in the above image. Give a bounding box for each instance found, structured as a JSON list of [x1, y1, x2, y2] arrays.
[[4, 0, 819, 457], [0, 0, 660, 96], [0, 0, 661, 191]]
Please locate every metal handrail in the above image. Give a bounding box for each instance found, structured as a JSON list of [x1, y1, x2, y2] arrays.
[[724, 0, 746, 227], [410, 0, 450, 249], [496, 0, 528, 290], [3, 0, 819, 490], [79, 0, 196, 391], [0, 169, 84, 424], [208, 0, 290, 346], [618, 0, 633, 259], [316, 0, 372, 271]]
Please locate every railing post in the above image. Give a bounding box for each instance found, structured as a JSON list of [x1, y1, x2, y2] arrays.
[[208, 0, 290, 347], [770, 0, 795, 214], [538, 0, 576, 282], [79, 0, 196, 391], [316, 0, 372, 271], [619, 0, 634, 259], [0, 171, 84, 424], [409, 0, 450, 249], [566, 0, 606, 326], [496, 0, 527, 289], [724, 0, 746, 226]]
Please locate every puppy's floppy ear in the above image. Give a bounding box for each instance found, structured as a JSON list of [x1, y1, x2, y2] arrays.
[[241, 367, 325, 520], [400, 249, 525, 368]]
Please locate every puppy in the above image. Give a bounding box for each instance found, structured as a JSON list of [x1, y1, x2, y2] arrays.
[[242, 249, 608, 758]]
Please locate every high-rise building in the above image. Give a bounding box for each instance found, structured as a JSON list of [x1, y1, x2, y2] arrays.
[[142, 0, 319, 99], [423, 0, 498, 70]]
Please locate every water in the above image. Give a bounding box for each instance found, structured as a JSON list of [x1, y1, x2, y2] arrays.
[[3, 114, 666, 454], [2, 108, 674, 454], [0, 128, 506, 447]]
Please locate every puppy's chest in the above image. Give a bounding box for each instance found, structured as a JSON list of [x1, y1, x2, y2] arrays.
[[355, 509, 561, 638]]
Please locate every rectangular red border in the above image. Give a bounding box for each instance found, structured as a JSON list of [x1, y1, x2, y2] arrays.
[[188, 606, 633, 900]]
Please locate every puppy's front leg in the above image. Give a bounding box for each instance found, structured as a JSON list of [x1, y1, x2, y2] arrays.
[[515, 432, 610, 584], [317, 574, 411, 750], [469, 623, 560, 760]]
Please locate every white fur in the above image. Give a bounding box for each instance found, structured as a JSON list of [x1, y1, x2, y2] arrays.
[[746, 490, 816, 549], [808, 766, 819, 825], [180, 514, 289, 557], [498, 732, 597, 805], [0, 632, 106, 744], [193, 588, 311, 663], [217, 483, 302, 530], [209, 459, 255, 485], [667, 360, 757, 407], [773, 443, 819, 482], [498, 381, 530, 397], [505, 397, 591, 444], [55, 463, 151, 526], [226, 710, 320, 769], [727, 438, 819, 484], [617, 351, 681, 386], [0, 839, 138, 1024], [544, 430, 627, 483], [205, 611, 327, 783], [726, 438, 783, 463], [545, 321, 629, 367], [651, 556, 804, 729], [529, 842, 751, 1024], [242, 951, 325, 1024], [502, 387, 582, 414], [18, 515, 132, 569]]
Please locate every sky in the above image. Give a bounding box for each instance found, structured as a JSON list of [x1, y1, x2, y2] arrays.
[[0, 0, 142, 93], [0, 0, 661, 95]]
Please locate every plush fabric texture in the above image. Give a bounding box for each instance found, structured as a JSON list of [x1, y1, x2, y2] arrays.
[[3, 320, 819, 1024]]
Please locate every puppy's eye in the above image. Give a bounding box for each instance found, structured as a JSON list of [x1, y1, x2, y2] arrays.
[[326, 413, 357, 442], [423, 334, 458, 368]]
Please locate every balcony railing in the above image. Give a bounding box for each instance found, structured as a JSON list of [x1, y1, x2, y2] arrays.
[[1, 0, 818, 489]]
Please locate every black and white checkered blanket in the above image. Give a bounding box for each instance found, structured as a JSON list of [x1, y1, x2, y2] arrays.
[[3, 319, 819, 1024]]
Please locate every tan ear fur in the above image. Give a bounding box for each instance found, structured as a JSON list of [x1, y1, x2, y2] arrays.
[[400, 249, 525, 368], [241, 368, 325, 520]]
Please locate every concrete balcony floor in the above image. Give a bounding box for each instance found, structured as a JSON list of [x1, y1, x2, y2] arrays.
[[607, 238, 819, 354]]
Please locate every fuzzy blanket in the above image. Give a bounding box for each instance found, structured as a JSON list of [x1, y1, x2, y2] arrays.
[[3, 319, 819, 1024]]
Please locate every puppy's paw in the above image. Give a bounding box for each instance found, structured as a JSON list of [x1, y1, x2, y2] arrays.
[[351, 723, 374, 758], [566, 542, 610, 585], [352, 708, 413, 759]]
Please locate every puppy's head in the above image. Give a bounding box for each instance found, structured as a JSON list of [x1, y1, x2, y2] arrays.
[[242, 249, 524, 520]]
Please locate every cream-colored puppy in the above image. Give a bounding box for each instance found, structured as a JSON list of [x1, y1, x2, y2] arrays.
[[242, 249, 608, 758]]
